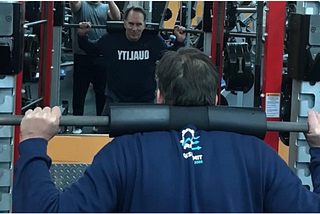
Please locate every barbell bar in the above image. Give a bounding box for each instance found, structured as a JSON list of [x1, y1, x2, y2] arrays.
[[0, 115, 109, 127], [228, 31, 257, 38], [63, 21, 204, 35], [0, 115, 308, 132], [24, 19, 48, 28], [0, 105, 309, 138], [236, 7, 257, 13]]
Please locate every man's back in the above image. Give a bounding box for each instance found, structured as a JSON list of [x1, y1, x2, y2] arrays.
[[100, 126, 319, 212]]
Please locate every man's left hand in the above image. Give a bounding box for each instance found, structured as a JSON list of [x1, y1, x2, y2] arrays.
[[174, 25, 186, 43]]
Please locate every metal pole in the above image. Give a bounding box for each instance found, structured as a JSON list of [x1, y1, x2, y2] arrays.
[[145, 1, 152, 22], [159, 1, 169, 28], [185, 1, 192, 46], [254, 1, 264, 107], [51, 26, 62, 106], [179, 1, 183, 26], [37, 2, 47, 105], [261, 2, 286, 151], [21, 97, 44, 112]]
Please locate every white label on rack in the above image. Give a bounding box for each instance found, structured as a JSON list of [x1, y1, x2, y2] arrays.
[[266, 93, 280, 118]]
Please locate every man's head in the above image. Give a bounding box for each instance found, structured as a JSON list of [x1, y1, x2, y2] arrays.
[[156, 47, 219, 106], [123, 6, 146, 42]]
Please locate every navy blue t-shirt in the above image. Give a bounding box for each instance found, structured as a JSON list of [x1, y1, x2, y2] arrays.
[[78, 32, 184, 102], [13, 126, 320, 212]]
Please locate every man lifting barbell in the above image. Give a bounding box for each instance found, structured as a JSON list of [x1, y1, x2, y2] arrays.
[[77, 6, 186, 129], [13, 47, 320, 212]]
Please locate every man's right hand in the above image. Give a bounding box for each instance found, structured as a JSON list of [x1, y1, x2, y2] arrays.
[[77, 22, 92, 37], [305, 110, 320, 148], [20, 106, 61, 142]]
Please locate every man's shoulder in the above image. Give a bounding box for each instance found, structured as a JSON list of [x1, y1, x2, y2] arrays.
[[98, 132, 173, 156]]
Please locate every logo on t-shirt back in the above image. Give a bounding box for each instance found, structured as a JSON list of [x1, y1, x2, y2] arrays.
[[180, 128, 203, 165]]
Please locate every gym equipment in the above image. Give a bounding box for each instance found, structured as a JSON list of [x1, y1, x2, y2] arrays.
[[279, 73, 293, 146], [53, 2, 65, 26], [226, 2, 237, 31], [223, 42, 254, 93], [0, 2, 23, 75], [25, 1, 40, 22], [176, 2, 196, 27], [164, 8, 172, 21], [23, 34, 39, 82], [288, 14, 320, 81], [0, 105, 308, 139], [63, 21, 204, 35]]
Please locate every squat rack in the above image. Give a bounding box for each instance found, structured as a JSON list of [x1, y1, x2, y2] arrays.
[[14, 1, 54, 165]]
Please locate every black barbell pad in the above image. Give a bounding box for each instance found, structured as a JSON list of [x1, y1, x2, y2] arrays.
[[109, 104, 266, 139], [169, 106, 209, 130], [109, 104, 169, 137], [208, 106, 266, 139]]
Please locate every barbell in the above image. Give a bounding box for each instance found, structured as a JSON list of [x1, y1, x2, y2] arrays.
[[63, 21, 204, 35], [0, 105, 308, 139]]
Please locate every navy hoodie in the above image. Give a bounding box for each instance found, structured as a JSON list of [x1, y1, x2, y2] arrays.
[[13, 126, 320, 212], [78, 32, 184, 102]]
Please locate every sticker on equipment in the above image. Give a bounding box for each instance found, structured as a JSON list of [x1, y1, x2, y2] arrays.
[[266, 93, 280, 118]]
